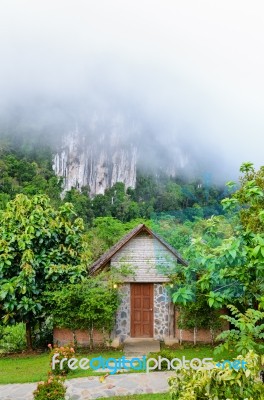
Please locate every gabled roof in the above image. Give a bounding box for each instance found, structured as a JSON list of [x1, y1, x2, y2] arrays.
[[89, 224, 188, 274]]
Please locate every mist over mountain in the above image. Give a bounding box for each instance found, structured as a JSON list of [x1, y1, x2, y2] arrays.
[[0, 92, 221, 195], [0, 0, 263, 192]]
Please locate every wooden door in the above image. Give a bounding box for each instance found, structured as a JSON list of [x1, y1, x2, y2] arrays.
[[131, 283, 153, 338]]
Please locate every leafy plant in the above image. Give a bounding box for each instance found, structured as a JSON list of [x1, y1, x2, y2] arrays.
[[48, 275, 120, 349], [33, 374, 66, 400], [32, 317, 54, 350], [175, 294, 221, 345], [170, 163, 264, 315], [168, 351, 264, 400], [49, 344, 75, 375], [148, 349, 178, 370], [0, 194, 87, 349], [215, 304, 264, 356], [0, 323, 26, 353]]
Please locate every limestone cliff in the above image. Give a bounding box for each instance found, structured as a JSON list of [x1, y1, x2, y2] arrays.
[[52, 112, 190, 196], [53, 126, 137, 196]]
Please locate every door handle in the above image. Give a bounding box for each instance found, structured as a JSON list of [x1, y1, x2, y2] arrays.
[[149, 308, 153, 311]]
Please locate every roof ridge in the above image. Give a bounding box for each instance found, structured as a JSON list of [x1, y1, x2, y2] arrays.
[[89, 223, 188, 274]]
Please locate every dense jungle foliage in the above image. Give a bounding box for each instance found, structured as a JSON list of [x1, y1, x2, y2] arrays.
[[0, 137, 226, 224], [1, 136, 263, 363], [0, 136, 231, 267]]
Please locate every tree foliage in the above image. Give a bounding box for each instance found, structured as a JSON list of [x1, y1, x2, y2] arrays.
[[85, 216, 147, 264], [215, 305, 264, 356], [170, 163, 264, 311], [235, 162, 264, 233], [0, 194, 87, 348], [48, 276, 120, 348], [175, 294, 221, 345], [169, 351, 264, 400], [0, 147, 61, 209]]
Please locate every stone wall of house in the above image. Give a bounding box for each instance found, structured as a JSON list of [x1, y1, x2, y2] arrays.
[[154, 284, 170, 339], [114, 284, 130, 342], [114, 283, 171, 341], [53, 286, 229, 346]]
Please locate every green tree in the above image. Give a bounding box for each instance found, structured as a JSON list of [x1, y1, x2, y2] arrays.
[[0, 150, 62, 208], [131, 172, 159, 203], [0, 194, 87, 349], [155, 182, 184, 211], [91, 194, 111, 218], [64, 187, 94, 226], [170, 163, 264, 315], [175, 294, 221, 345], [85, 216, 149, 263], [215, 305, 264, 356], [49, 276, 120, 349], [234, 162, 264, 233], [169, 351, 264, 400]]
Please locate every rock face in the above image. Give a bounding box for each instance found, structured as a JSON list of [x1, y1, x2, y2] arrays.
[[53, 126, 137, 196], [52, 112, 191, 197]]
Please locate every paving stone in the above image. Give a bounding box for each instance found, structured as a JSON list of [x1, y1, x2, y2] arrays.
[[0, 371, 173, 399]]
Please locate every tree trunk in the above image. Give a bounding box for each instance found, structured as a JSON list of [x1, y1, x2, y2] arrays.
[[210, 327, 215, 345], [169, 302, 175, 337], [179, 307, 183, 345], [91, 323, 94, 349], [102, 326, 107, 347], [26, 321, 33, 350], [72, 330, 77, 348], [193, 326, 197, 346], [179, 329, 182, 345], [88, 323, 94, 350]]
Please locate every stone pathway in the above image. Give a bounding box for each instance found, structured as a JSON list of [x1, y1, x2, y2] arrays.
[[123, 338, 160, 357], [0, 372, 173, 399], [0, 383, 37, 400]]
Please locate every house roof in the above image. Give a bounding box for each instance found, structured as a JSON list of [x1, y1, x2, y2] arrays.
[[89, 224, 188, 274]]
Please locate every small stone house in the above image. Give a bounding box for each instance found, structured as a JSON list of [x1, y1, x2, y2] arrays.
[[54, 224, 223, 346]]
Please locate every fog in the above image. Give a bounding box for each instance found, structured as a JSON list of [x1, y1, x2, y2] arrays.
[[0, 0, 264, 181]]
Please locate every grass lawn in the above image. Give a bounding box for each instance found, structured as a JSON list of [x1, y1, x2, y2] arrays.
[[0, 350, 123, 384], [97, 394, 171, 400], [0, 345, 238, 384], [158, 343, 237, 362]]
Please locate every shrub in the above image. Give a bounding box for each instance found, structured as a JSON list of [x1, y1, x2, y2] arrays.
[[148, 349, 176, 370], [32, 317, 53, 350], [0, 323, 26, 353], [168, 350, 264, 400], [215, 305, 264, 356], [33, 375, 66, 400], [215, 305, 264, 355], [49, 344, 75, 375]]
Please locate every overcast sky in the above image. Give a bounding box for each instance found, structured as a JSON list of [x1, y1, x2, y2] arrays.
[[0, 0, 263, 179]]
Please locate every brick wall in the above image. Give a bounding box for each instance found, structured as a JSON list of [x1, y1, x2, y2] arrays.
[[175, 308, 229, 344], [54, 309, 230, 346], [175, 326, 215, 343], [53, 328, 105, 347]]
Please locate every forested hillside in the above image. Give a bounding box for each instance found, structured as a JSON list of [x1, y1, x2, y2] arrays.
[[1, 140, 263, 311], [1, 131, 264, 374], [0, 138, 226, 226], [0, 135, 232, 268]]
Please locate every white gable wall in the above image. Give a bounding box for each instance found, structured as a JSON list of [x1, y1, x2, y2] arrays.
[[110, 232, 178, 282]]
